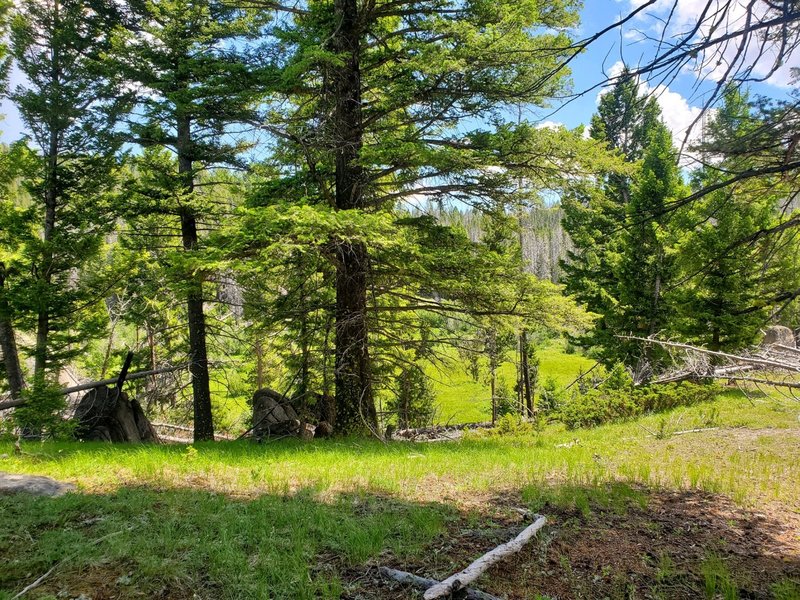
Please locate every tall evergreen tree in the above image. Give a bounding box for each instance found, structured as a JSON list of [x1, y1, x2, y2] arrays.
[[673, 87, 790, 350], [108, 0, 265, 441], [8, 0, 126, 379], [563, 69, 681, 369], [259, 0, 583, 434], [615, 121, 683, 369], [0, 145, 31, 401]]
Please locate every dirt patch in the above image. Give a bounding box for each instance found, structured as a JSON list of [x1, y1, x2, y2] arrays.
[[350, 489, 800, 599]]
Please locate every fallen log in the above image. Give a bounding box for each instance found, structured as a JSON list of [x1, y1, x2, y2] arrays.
[[378, 567, 502, 600], [618, 336, 800, 373], [712, 374, 800, 390], [423, 515, 547, 600], [0, 363, 189, 412], [151, 422, 236, 441]]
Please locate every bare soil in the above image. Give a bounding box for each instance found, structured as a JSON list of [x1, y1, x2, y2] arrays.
[[351, 489, 800, 599]]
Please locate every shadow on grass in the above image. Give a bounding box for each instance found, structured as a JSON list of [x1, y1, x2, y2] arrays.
[[0, 485, 454, 600], [2, 481, 799, 600]]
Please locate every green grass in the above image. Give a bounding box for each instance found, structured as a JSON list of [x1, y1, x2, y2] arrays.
[[2, 388, 799, 598], [0, 486, 449, 599], [2, 391, 798, 507], [430, 344, 595, 424]]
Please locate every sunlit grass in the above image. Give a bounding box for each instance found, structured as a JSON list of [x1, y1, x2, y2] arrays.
[[2, 389, 799, 599], [3, 390, 798, 508], [430, 344, 595, 424]]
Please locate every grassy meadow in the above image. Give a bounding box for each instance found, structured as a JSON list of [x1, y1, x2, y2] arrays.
[[2, 388, 800, 599], [429, 344, 595, 424]]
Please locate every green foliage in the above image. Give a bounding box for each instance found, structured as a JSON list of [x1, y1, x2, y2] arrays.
[[386, 366, 436, 429], [538, 376, 563, 413], [672, 86, 797, 351], [4, 0, 126, 380], [558, 363, 717, 429], [11, 377, 71, 438], [493, 375, 517, 418], [563, 68, 683, 369]]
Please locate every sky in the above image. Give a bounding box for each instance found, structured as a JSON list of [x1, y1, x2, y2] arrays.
[[538, 0, 798, 150], [1, 0, 797, 150]]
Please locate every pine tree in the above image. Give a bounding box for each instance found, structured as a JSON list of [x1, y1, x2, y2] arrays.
[[0, 145, 31, 401], [673, 87, 788, 351], [614, 121, 683, 369], [8, 0, 127, 379], [258, 0, 582, 434], [563, 69, 681, 369], [108, 0, 265, 441]]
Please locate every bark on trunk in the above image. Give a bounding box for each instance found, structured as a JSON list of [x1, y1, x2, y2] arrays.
[[329, 0, 376, 435], [0, 271, 25, 399], [334, 241, 376, 433], [177, 116, 214, 442], [520, 330, 533, 417]]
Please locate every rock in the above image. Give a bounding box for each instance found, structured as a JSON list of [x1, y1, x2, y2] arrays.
[[252, 388, 300, 438], [73, 385, 159, 443], [0, 471, 75, 496], [761, 325, 796, 348]]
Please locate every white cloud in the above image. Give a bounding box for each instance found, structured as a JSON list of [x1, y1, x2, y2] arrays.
[[593, 68, 706, 164], [536, 120, 565, 130], [650, 84, 703, 148], [627, 0, 798, 88]]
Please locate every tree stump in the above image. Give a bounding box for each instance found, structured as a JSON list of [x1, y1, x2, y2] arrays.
[[73, 385, 159, 442]]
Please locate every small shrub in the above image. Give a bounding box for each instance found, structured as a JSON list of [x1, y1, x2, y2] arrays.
[[12, 377, 72, 439], [493, 413, 535, 436], [538, 376, 563, 413], [557, 363, 719, 430], [387, 366, 436, 429], [494, 376, 517, 418]]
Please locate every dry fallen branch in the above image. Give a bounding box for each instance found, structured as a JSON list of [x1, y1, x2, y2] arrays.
[[377, 567, 502, 600], [0, 363, 190, 412], [424, 515, 547, 599], [619, 336, 800, 373], [11, 527, 132, 599], [619, 336, 800, 393]]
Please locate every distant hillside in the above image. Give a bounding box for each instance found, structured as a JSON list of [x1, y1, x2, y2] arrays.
[[421, 205, 572, 283]]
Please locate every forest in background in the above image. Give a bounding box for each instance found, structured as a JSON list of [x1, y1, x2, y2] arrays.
[[0, 0, 797, 442]]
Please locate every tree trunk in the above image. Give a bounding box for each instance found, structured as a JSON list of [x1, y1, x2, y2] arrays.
[[177, 115, 214, 442], [334, 240, 376, 434], [255, 335, 265, 390], [329, 0, 376, 435], [35, 123, 60, 378], [490, 364, 497, 425], [520, 330, 533, 417], [0, 270, 25, 399]]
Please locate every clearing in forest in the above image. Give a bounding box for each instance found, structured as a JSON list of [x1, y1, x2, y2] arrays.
[[2, 391, 799, 599]]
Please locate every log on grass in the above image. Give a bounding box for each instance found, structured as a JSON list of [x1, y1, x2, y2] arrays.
[[378, 568, 502, 600], [423, 515, 547, 600]]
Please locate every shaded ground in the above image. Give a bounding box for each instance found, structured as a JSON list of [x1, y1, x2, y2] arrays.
[[353, 489, 800, 600]]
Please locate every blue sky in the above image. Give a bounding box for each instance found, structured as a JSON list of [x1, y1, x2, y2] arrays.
[[542, 0, 797, 146], [2, 0, 796, 148]]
